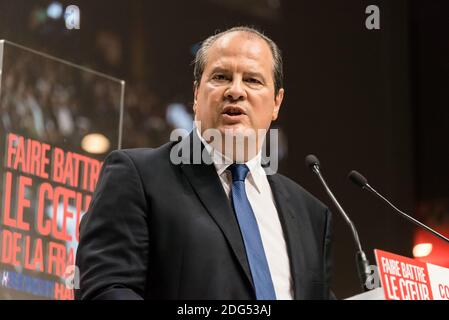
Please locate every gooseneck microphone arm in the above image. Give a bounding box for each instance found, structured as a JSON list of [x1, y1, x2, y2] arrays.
[[348, 170, 449, 244], [305, 155, 371, 292], [311, 164, 364, 253]]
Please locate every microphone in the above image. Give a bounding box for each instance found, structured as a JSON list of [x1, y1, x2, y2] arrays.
[[348, 170, 449, 244], [305, 155, 371, 291]]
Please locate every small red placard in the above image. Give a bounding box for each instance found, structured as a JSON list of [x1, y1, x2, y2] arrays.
[[375, 249, 433, 300]]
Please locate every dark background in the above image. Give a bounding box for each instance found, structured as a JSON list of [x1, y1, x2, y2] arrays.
[[1, 0, 448, 299]]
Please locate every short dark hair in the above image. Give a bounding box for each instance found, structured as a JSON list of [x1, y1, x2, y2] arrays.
[[193, 26, 284, 95]]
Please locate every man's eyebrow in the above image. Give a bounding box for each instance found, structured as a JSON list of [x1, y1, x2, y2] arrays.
[[208, 67, 267, 80], [209, 67, 229, 74], [244, 71, 265, 79]]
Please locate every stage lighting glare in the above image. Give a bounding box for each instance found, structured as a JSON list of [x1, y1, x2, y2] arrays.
[[47, 2, 63, 19], [81, 133, 110, 154], [166, 103, 193, 131], [413, 243, 433, 258]]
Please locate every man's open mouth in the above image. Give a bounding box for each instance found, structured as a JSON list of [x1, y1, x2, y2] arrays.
[[222, 106, 246, 116]]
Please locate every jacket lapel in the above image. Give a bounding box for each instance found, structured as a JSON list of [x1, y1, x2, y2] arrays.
[[176, 132, 254, 291], [267, 174, 308, 300]]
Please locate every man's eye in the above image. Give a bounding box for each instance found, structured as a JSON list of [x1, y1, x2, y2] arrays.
[[212, 74, 227, 81], [246, 78, 262, 84]]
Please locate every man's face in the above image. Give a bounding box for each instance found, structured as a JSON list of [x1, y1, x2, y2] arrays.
[[194, 32, 284, 145]]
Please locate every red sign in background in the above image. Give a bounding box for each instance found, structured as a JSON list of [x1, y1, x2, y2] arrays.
[[1, 133, 102, 299]]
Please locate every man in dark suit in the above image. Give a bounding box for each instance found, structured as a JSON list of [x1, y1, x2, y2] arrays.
[[75, 26, 333, 300]]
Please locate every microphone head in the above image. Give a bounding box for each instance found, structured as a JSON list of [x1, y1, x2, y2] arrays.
[[305, 154, 320, 170], [348, 170, 368, 189]]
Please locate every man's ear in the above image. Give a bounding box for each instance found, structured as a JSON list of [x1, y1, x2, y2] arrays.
[[272, 88, 284, 121], [193, 81, 199, 113]]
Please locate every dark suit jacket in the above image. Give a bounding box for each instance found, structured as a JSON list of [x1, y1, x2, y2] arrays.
[[75, 131, 333, 300]]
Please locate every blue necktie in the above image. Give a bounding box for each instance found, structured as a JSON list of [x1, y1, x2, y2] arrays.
[[228, 164, 276, 300]]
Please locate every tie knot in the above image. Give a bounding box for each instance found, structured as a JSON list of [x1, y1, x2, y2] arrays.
[[228, 164, 249, 182]]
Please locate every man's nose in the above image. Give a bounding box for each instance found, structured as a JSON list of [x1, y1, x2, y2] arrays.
[[225, 79, 246, 101]]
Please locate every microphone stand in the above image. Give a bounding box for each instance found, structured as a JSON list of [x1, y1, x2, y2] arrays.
[[348, 170, 449, 244], [308, 159, 372, 292]]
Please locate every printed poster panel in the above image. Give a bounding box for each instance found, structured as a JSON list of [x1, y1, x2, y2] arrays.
[[0, 40, 124, 299]]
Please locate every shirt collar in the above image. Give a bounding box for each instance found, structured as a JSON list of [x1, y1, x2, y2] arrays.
[[196, 127, 265, 193]]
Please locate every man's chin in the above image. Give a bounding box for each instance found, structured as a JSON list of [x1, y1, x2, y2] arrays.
[[218, 125, 253, 137], [196, 124, 265, 162]]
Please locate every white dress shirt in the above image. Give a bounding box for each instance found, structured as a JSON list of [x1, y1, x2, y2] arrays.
[[198, 129, 293, 300]]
